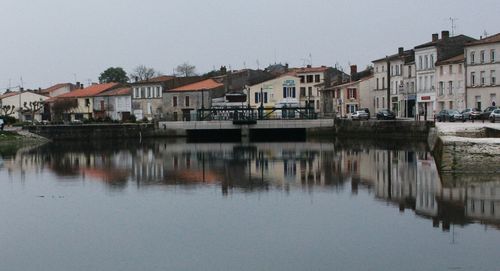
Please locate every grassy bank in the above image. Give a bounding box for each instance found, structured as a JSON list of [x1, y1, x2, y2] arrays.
[[0, 131, 21, 141]]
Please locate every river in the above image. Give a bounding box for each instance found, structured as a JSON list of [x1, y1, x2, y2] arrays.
[[0, 139, 499, 271]]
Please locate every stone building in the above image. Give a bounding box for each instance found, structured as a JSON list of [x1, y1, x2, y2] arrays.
[[464, 33, 500, 110], [435, 54, 466, 111]]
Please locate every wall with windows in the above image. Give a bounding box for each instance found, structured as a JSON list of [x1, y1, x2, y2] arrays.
[[435, 60, 465, 111], [465, 42, 499, 109], [248, 75, 300, 108]]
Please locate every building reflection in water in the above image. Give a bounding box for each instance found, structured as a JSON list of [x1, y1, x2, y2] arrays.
[[1, 140, 499, 229]]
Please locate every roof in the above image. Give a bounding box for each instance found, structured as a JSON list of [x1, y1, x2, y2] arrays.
[[135, 75, 176, 84], [372, 49, 414, 63], [40, 83, 75, 95], [97, 87, 131, 97], [168, 79, 223, 92], [414, 34, 475, 49], [466, 33, 500, 46], [55, 83, 119, 98], [0, 91, 19, 99], [290, 66, 329, 74], [436, 54, 464, 66]]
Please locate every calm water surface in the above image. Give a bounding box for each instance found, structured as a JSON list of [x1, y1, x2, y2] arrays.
[[0, 140, 499, 271]]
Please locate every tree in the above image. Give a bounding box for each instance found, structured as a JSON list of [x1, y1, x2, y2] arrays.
[[52, 99, 78, 122], [23, 100, 44, 124], [130, 65, 162, 82], [99, 67, 129, 83], [0, 105, 16, 116], [175, 62, 196, 77]]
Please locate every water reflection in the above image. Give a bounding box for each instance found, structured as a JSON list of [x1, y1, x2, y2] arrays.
[[1, 139, 499, 230]]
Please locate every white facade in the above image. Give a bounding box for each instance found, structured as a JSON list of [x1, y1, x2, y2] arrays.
[[295, 68, 326, 112], [435, 57, 466, 111], [248, 75, 300, 109], [0, 91, 48, 121], [372, 60, 388, 113], [402, 62, 417, 118], [464, 36, 499, 110], [415, 47, 437, 119]]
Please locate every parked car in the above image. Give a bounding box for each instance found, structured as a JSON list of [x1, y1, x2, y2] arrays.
[[461, 108, 481, 120], [359, 108, 370, 119], [480, 106, 499, 120], [351, 110, 369, 120], [436, 109, 463, 122], [376, 109, 396, 120], [490, 109, 500, 123]]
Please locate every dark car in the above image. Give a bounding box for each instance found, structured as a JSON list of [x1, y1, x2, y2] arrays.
[[376, 109, 396, 120], [461, 108, 481, 120], [436, 109, 463, 122], [480, 106, 499, 120]]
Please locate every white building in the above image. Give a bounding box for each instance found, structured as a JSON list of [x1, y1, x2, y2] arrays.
[[435, 54, 466, 111], [94, 87, 132, 121], [291, 66, 329, 112], [248, 74, 300, 109], [414, 31, 475, 119], [464, 33, 500, 110], [0, 90, 49, 121]]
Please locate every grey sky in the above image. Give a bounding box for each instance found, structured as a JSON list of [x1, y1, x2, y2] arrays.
[[1, 0, 498, 90]]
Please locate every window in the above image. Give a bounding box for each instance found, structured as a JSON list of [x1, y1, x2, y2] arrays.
[[438, 82, 444, 96], [449, 65, 453, 74], [382, 65, 385, 72], [173, 96, 177, 107], [459, 64, 463, 73], [470, 51, 475, 64], [314, 74, 320, 82], [299, 76, 305, 83], [308, 87, 312, 97], [306, 75, 314, 83], [254, 92, 259, 103], [382, 77, 385, 89], [448, 81, 453, 95], [141, 87, 145, 98], [348, 88, 357, 99], [480, 71, 486, 85], [480, 50, 485, 63], [408, 66, 412, 77], [283, 87, 296, 98], [430, 55, 434, 68], [475, 96, 481, 110], [376, 78, 379, 90], [134, 88, 139, 98], [147, 87, 151, 98], [419, 56, 423, 70], [424, 55, 428, 69], [300, 87, 306, 97], [185, 96, 190, 107], [440, 66, 443, 75], [156, 87, 161, 98], [471, 72, 476, 85], [492, 70, 496, 85], [492, 49, 496, 62]]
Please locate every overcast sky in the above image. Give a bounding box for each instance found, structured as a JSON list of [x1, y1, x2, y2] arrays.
[[1, 0, 499, 90]]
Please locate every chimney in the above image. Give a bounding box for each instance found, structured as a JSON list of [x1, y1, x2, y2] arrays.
[[306, 64, 312, 68], [80, 83, 84, 89], [285, 63, 289, 72], [134, 77, 138, 83], [441, 30, 450, 39], [350, 65, 357, 77], [432, 33, 439, 42], [398, 47, 404, 56]]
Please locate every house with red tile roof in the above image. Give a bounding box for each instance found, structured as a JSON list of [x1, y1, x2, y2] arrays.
[[94, 87, 132, 121], [131, 75, 201, 121], [40, 83, 80, 97], [49, 83, 120, 121], [163, 78, 224, 121]]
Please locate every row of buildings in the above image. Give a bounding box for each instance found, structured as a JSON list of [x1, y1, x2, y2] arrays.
[[1, 30, 498, 121]]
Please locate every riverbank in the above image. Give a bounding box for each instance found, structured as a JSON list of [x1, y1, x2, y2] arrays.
[[431, 122, 500, 174]]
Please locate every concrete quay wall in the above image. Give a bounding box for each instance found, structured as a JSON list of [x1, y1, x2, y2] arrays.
[[27, 124, 155, 140], [333, 119, 434, 140]]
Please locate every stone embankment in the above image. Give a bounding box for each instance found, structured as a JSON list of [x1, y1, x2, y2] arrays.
[[431, 123, 500, 174]]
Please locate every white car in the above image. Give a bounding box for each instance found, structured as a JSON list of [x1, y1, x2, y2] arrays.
[[489, 109, 500, 123], [351, 110, 369, 120]]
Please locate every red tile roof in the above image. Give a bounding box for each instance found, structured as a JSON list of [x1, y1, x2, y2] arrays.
[[136, 75, 176, 84], [55, 83, 119, 98], [291, 66, 329, 74], [97, 87, 131, 97], [0, 91, 20, 99], [436, 54, 464, 65], [40, 83, 75, 95], [168, 79, 223, 92], [466, 33, 500, 46]]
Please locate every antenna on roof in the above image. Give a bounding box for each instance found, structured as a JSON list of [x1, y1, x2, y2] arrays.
[[256, 60, 260, 70], [482, 30, 489, 38], [448, 17, 458, 36]]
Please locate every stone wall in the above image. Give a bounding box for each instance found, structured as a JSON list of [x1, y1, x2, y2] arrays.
[[333, 119, 433, 140], [27, 124, 155, 141]]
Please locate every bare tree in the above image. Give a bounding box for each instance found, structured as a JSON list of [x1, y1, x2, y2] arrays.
[[0, 105, 16, 116], [175, 62, 196, 77], [130, 65, 162, 81], [23, 100, 44, 124], [52, 99, 78, 122]]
